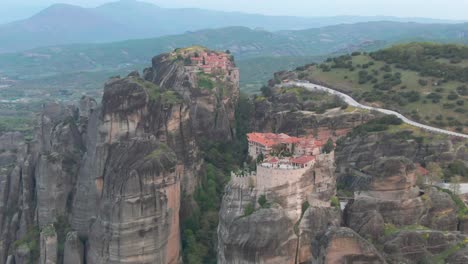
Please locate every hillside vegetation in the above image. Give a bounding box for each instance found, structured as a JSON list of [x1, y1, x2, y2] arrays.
[[295, 43, 468, 133]]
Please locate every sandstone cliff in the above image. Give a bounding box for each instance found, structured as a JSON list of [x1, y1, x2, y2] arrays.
[[337, 127, 468, 263], [0, 47, 239, 264]]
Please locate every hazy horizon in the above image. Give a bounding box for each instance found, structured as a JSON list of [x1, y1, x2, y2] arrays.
[[1, 0, 467, 24]]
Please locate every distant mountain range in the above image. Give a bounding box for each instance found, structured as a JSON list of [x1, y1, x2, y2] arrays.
[[2, 22, 468, 78], [0, 0, 465, 53]]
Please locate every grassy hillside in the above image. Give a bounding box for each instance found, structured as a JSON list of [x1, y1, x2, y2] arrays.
[[295, 43, 468, 133]]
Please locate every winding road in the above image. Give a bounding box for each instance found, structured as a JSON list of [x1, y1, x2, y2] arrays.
[[280, 81, 468, 139]]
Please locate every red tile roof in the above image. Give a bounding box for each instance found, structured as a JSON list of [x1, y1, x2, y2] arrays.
[[247, 133, 300, 147], [291, 156, 315, 164], [269, 157, 279, 163]]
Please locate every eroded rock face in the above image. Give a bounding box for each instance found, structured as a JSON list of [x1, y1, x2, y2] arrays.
[[144, 53, 239, 142], [218, 205, 297, 264], [297, 206, 341, 263], [86, 139, 180, 264], [0, 132, 27, 261], [344, 157, 459, 241], [40, 226, 58, 264], [382, 230, 468, 264], [1, 48, 240, 263], [63, 232, 84, 264], [313, 227, 386, 264], [336, 131, 464, 191], [218, 154, 338, 263], [338, 131, 465, 263]]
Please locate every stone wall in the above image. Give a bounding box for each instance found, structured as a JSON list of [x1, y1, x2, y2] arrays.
[[231, 172, 256, 188], [256, 165, 310, 191]]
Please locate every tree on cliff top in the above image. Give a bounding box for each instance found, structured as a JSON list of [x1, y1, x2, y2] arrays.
[[322, 138, 335, 154]]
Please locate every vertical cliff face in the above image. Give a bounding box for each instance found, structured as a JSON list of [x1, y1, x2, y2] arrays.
[[0, 132, 28, 262], [0, 47, 239, 263], [217, 155, 339, 264]]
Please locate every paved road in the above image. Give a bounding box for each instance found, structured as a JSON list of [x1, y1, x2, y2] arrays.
[[436, 183, 468, 194], [438, 183, 468, 194], [280, 81, 468, 139]]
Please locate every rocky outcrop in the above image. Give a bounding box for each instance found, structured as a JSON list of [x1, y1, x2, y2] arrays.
[[218, 204, 297, 264], [40, 226, 57, 264], [0, 132, 38, 263], [297, 206, 341, 263], [382, 230, 468, 264], [63, 232, 84, 264], [338, 132, 466, 263], [0, 47, 239, 263], [216, 184, 340, 264], [144, 52, 239, 142], [313, 227, 386, 264], [336, 130, 465, 191], [253, 88, 377, 138], [218, 152, 338, 263], [344, 156, 459, 241], [85, 139, 180, 264]]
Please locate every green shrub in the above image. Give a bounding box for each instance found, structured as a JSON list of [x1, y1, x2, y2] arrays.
[[457, 85, 468, 96], [197, 73, 215, 90], [244, 203, 255, 216], [349, 115, 403, 136], [258, 195, 269, 208], [161, 90, 182, 104], [322, 138, 334, 154], [447, 92, 459, 100], [418, 79, 428, 86], [13, 227, 40, 263], [330, 196, 340, 209]]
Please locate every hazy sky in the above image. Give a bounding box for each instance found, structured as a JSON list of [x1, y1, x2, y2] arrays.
[[2, 0, 468, 23]]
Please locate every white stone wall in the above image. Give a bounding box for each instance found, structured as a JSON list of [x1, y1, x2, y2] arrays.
[[255, 166, 309, 190]]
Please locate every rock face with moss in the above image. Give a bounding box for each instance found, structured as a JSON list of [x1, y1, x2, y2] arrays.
[[0, 47, 239, 263]]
